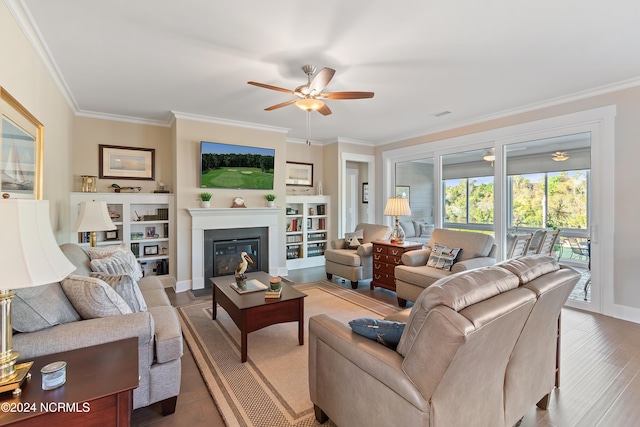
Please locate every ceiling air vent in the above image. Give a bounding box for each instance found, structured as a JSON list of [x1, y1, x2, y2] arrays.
[[432, 111, 451, 118]]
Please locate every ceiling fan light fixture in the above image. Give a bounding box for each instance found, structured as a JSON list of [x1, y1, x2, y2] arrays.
[[295, 98, 325, 111], [552, 151, 569, 161], [483, 149, 495, 162]]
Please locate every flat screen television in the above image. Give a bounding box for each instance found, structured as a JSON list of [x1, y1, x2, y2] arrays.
[[200, 141, 275, 189]]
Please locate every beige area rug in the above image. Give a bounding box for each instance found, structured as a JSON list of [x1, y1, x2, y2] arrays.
[[178, 280, 398, 427]]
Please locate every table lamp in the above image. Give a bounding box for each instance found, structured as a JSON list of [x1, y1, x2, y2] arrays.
[[72, 200, 116, 247], [0, 199, 75, 395], [384, 196, 412, 244]]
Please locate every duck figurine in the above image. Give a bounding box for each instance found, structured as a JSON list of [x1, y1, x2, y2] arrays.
[[235, 251, 253, 281]]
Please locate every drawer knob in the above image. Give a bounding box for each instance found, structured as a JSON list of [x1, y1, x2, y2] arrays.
[[391, 249, 400, 255]]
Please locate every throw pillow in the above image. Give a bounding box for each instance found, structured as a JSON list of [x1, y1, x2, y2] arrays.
[[87, 243, 128, 259], [498, 255, 560, 285], [426, 243, 461, 271], [90, 249, 143, 282], [90, 272, 148, 312], [419, 223, 435, 239], [61, 275, 133, 319], [349, 318, 406, 349], [343, 229, 365, 249], [12, 282, 81, 333]]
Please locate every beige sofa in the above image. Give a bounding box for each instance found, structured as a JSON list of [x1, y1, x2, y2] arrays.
[[395, 228, 497, 305], [13, 243, 182, 414], [309, 255, 580, 427], [324, 223, 391, 288]]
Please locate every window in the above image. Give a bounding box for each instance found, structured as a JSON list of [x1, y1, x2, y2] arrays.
[[443, 176, 494, 228]]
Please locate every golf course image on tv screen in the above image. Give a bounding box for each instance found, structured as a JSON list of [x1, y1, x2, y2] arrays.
[[200, 141, 275, 189]]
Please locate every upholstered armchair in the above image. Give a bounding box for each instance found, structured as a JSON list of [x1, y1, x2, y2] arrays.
[[324, 223, 391, 288], [395, 228, 497, 305]]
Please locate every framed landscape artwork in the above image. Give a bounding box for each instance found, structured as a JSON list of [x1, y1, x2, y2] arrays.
[[285, 161, 313, 186], [99, 145, 155, 180], [0, 86, 44, 199]]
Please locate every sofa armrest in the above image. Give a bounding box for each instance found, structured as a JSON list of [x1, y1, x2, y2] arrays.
[[451, 257, 496, 273], [330, 239, 346, 249], [401, 249, 431, 267], [309, 314, 426, 408], [357, 242, 373, 257], [14, 311, 154, 360]]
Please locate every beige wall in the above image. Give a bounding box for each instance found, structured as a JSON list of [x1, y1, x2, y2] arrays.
[[1, 3, 75, 241], [73, 117, 172, 193], [173, 117, 288, 289]]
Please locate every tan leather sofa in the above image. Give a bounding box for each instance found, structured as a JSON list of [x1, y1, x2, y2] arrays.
[[324, 223, 391, 288], [395, 228, 497, 306], [309, 255, 580, 427]]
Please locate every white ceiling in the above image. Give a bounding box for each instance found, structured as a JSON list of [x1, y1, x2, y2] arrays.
[[12, 0, 640, 145]]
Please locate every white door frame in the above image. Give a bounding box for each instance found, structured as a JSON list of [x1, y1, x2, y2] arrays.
[[340, 153, 375, 236], [382, 105, 616, 318]]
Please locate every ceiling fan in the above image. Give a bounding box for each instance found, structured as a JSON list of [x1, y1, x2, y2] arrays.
[[247, 65, 374, 116]]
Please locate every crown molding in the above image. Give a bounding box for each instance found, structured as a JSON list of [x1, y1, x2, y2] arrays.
[[5, 0, 78, 112], [76, 109, 172, 127], [171, 111, 290, 134], [381, 76, 640, 146]]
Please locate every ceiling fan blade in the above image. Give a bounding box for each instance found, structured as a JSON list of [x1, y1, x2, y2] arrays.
[[317, 104, 332, 116], [248, 81, 295, 94], [308, 67, 336, 95], [264, 99, 297, 111], [323, 91, 375, 99]]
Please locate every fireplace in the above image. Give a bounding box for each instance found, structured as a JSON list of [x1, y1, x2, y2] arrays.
[[188, 207, 282, 292], [204, 227, 268, 286]]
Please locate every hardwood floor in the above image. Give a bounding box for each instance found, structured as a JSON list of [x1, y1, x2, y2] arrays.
[[132, 267, 640, 427]]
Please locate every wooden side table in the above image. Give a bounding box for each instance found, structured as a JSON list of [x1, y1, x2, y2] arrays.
[[371, 240, 423, 304], [0, 338, 139, 427]]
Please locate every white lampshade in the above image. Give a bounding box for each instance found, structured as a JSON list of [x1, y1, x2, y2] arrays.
[[73, 201, 116, 232], [0, 199, 75, 290], [384, 197, 412, 217]]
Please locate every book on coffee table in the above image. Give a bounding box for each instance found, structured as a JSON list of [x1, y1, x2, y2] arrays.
[[264, 288, 282, 299], [230, 279, 268, 294]]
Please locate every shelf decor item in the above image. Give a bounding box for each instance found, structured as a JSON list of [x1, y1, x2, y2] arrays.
[[81, 175, 97, 192], [99, 145, 155, 181], [200, 192, 212, 208], [265, 194, 276, 207]]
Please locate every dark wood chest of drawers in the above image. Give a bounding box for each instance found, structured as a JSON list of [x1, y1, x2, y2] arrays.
[[371, 240, 423, 292]]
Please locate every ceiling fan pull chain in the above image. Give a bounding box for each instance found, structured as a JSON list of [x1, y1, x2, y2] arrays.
[[306, 111, 311, 145]]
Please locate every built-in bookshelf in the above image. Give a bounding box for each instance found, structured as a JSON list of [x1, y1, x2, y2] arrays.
[[70, 193, 174, 277], [285, 195, 330, 270]]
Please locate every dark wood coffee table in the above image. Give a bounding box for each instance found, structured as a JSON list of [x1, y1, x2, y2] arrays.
[[0, 337, 138, 426], [211, 272, 307, 363]]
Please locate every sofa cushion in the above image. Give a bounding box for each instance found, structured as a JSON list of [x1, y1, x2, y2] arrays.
[[396, 266, 519, 356], [59, 243, 92, 276], [349, 318, 406, 349], [426, 243, 461, 271], [325, 248, 361, 267], [61, 275, 133, 319], [12, 283, 81, 333], [395, 264, 450, 288], [419, 223, 434, 239], [90, 272, 148, 312], [498, 255, 560, 285], [90, 249, 143, 281], [399, 221, 416, 238]]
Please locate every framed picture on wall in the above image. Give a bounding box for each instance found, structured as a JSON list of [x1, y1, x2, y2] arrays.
[[362, 182, 369, 203], [285, 161, 313, 186], [395, 185, 410, 203], [99, 144, 155, 180]]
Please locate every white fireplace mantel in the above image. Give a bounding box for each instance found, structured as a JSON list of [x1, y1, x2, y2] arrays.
[[188, 207, 283, 290]]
